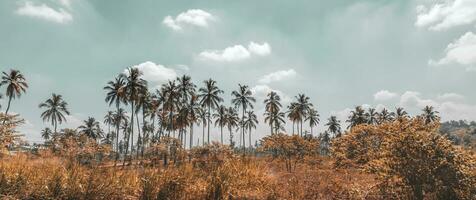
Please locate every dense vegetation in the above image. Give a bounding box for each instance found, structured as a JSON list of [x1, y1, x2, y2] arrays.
[[0, 68, 475, 199]]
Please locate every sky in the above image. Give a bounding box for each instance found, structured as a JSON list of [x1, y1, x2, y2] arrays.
[[1, 0, 476, 145]]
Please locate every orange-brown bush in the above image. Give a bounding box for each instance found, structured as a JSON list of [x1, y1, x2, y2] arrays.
[[332, 118, 476, 199]]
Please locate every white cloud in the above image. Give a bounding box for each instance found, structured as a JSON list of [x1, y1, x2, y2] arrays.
[[16, 1, 72, 24], [258, 69, 297, 84], [248, 42, 271, 56], [373, 90, 398, 101], [415, 0, 476, 31], [251, 84, 292, 105], [430, 32, 476, 69], [199, 45, 251, 62], [198, 42, 271, 62], [437, 93, 465, 102], [162, 9, 215, 31], [125, 61, 178, 86]]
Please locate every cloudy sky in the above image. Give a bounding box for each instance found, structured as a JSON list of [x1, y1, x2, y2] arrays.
[[1, 0, 476, 144]]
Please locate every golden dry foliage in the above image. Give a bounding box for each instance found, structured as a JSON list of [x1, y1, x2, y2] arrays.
[[332, 118, 476, 199], [0, 113, 24, 156], [145, 136, 186, 166], [260, 133, 319, 172]]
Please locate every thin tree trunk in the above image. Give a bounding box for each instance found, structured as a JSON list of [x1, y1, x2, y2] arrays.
[[300, 120, 303, 137], [207, 106, 210, 144], [242, 108, 245, 149], [54, 119, 58, 133], [249, 127, 251, 149], [292, 121, 295, 135], [189, 123, 193, 149], [115, 105, 120, 166], [129, 101, 134, 164], [3, 96, 12, 124], [220, 126, 223, 144], [202, 123, 205, 146], [136, 114, 141, 158]]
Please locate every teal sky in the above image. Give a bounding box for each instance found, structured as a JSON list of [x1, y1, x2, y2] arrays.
[[1, 0, 475, 144]]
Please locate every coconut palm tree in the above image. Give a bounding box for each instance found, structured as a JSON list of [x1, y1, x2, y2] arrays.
[[78, 117, 103, 141], [123, 67, 147, 155], [395, 107, 409, 121], [41, 127, 52, 141], [378, 108, 395, 124], [104, 111, 114, 140], [104, 75, 127, 152], [226, 107, 239, 147], [179, 95, 201, 148], [114, 108, 128, 156], [326, 116, 341, 137], [213, 105, 228, 144], [287, 103, 300, 135], [244, 110, 258, 148], [1, 69, 28, 117], [39, 93, 70, 133], [162, 81, 180, 137], [198, 79, 223, 144], [264, 91, 282, 135], [366, 108, 378, 125], [231, 84, 255, 148], [346, 106, 366, 129], [422, 105, 439, 124], [272, 112, 286, 134], [198, 107, 207, 145], [293, 94, 313, 136], [305, 108, 319, 136], [177, 75, 196, 104]]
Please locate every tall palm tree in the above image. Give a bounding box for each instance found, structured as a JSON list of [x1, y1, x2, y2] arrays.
[[226, 107, 239, 147], [198, 107, 207, 145], [422, 105, 439, 124], [198, 79, 223, 144], [114, 108, 128, 154], [1, 69, 28, 117], [287, 103, 300, 135], [264, 91, 282, 135], [177, 75, 196, 104], [179, 95, 201, 148], [41, 127, 52, 141], [378, 108, 395, 124], [244, 110, 258, 148], [293, 94, 313, 136], [395, 107, 409, 121], [123, 67, 147, 155], [78, 117, 102, 141], [366, 108, 378, 125], [213, 105, 227, 144], [39, 93, 70, 133], [305, 108, 319, 136], [104, 111, 114, 141], [346, 106, 366, 129], [231, 84, 255, 148], [326, 116, 341, 137], [104, 75, 127, 152], [162, 81, 180, 137]]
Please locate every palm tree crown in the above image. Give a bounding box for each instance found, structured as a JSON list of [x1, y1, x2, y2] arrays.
[[1, 69, 28, 116], [39, 93, 70, 133], [79, 117, 103, 140]]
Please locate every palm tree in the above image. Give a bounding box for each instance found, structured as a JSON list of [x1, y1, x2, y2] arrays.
[[293, 94, 313, 136], [162, 81, 180, 137], [177, 75, 196, 104], [264, 91, 282, 135], [231, 84, 255, 148], [198, 107, 207, 145], [198, 79, 224, 144], [287, 103, 300, 135], [421, 105, 439, 124], [104, 75, 127, 152], [243, 110, 258, 148], [326, 116, 341, 137], [213, 105, 227, 144], [41, 127, 52, 141], [79, 117, 103, 141], [123, 67, 147, 155], [378, 108, 395, 124], [395, 107, 409, 121], [346, 106, 366, 129], [305, 108, 319, 136], [179, 95, 201, 148], [114, 108, 128, 155], [1, 69, 28, 117], [39, 93, 70, 133], [272, 112, 286, 134], [366, 108, 378, 125], [226, 107, 239, 147], [104, 111, 114, 141]]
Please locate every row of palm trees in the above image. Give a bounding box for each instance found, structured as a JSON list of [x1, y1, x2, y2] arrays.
[[0, 68, 440, 157]]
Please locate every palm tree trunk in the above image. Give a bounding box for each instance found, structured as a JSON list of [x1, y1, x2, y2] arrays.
[[207, 106, 211, 144], [130, 101, 134, 163], [136, 114, 141, 158], [292, 121, 295, 135], [4, 95, 12, 117], [242, 108, 245, 149], [249, 127, 252, 149], [202, 123, 205, 146], [115, 106, 120, 165], [189, 123, 193, 149], [54, 119, 57, 133], [220, 125, 223, 144], [300, 120, 303, 137]]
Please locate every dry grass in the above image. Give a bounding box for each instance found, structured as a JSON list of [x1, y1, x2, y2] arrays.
[[0, 153, 381, 200]]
